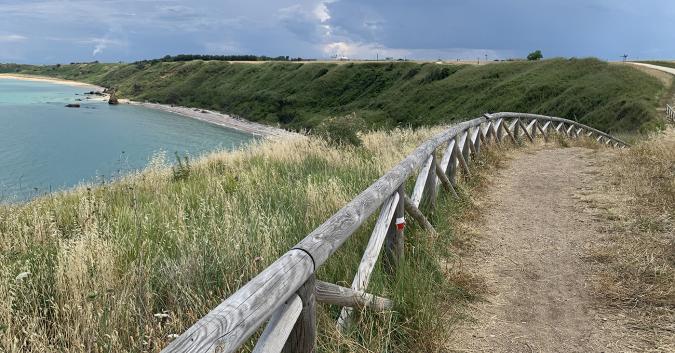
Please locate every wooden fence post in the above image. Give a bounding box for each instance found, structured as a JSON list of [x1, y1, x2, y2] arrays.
[[385, 184, 405, 272], [462, 130, 471, 166], [282, 274, 316, 353], [448, 137, 458, 182], [513, 119, 521, 139], [422, 154, 438, 212]]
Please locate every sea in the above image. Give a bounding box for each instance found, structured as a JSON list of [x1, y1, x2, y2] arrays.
[[0, 78, 254, 202]]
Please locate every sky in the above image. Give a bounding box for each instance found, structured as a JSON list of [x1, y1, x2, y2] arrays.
[[0, 0, 674, 64]]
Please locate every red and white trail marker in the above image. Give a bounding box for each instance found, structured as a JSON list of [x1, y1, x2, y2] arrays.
[[395, 217, 405, 230]]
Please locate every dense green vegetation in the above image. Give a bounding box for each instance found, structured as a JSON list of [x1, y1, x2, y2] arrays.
[[1, 58, 667, 133]]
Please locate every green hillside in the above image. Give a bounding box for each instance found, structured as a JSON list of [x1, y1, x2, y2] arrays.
[[2, 58, 667, 132]]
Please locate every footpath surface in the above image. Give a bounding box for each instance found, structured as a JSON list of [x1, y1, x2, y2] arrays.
[[448, 146, 638, 352]]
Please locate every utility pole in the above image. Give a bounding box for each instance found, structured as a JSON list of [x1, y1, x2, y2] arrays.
[[485, 53, 488, 62]]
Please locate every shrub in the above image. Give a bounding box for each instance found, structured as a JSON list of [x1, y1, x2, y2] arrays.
[[171, 152, 191, 181], [421, 67, 451, 84], [314, 113, 366, 146], [527, 50, 543, 61], [313, 67, 329, 79]]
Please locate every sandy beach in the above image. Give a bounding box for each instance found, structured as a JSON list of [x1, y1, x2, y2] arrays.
[[0, 73, 104, 90], [128, 102, 295, 138], [0, 73, 292, 138]]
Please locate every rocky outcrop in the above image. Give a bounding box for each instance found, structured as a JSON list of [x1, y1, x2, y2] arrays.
[[65, 103, 80, 108], [108, 89, 119, 105]]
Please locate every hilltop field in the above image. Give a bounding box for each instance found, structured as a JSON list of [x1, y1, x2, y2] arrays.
[[1, 58, 669, 133]]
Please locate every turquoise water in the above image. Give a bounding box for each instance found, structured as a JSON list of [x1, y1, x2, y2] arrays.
[[0, 78, 254, 202]]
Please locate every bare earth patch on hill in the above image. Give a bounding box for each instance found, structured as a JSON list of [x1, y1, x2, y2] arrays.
[[447, 144, 673, 352]]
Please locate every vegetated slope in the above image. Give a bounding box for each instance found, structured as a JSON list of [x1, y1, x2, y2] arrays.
[[2, 58, 666, 133], [0, 129, 498, 352]]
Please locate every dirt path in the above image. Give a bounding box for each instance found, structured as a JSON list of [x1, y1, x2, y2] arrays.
[[448, 146, 627, 352]]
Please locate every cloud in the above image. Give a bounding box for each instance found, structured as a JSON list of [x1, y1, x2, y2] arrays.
[[0, 34, 27, 42], [279, 2, 333, 43], [73, 37, 126, 57], [1, 0, 674, 63]]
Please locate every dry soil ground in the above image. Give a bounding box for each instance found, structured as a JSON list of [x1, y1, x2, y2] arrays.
[[447, 145, 671, 352]]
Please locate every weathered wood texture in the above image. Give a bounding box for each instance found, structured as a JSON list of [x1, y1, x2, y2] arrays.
[[434, 159, 459, 198], [338, 193, 399, 329], [494, 118, 503, 141], [385, 184, 406, 271], [422, 154, 439, 211], [555, 122, 564, 132], [252, 295, 302, 353], [352, 193, 399, 291], [472, 128, 481, 156], [411, 155, 433, 208], [403, 194, 436, 235], [519, 119, 535, 142], [490, 113, 629, 146], [282, 275, 316, 353], [536, 121, 548, 141], [437, 139, 456, 190], [454, 139, 471, 177], [315, 281, 394, 312], [502, 119, 517, 143], [161, 250, 314, 353]]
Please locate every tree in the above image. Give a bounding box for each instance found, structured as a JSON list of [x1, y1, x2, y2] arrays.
[[527, 50, 543, 61]]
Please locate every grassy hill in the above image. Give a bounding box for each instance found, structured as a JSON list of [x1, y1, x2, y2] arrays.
[[2, 58, 668, 133]]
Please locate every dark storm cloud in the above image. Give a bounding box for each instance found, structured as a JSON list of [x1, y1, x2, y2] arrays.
[[0, 0, 673, 63], [325, 0, 675, 59]]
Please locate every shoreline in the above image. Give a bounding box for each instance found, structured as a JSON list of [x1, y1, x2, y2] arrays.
[[0, 73, 293, 139], [127, 102, 295, 139], [0, 73, 104, 90]]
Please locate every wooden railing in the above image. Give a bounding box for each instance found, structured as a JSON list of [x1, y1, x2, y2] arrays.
[[160, 112, 629, 353], [667, 104, 675, 122]]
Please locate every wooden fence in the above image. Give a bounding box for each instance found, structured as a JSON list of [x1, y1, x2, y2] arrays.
[[667, 104, 675, 122], [160, 112, 629, 353]]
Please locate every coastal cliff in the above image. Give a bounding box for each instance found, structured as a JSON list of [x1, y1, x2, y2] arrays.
[[1, 58, 667, 133]]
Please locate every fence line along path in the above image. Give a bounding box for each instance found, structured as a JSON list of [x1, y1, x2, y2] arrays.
[[160, 112, 629, 353]]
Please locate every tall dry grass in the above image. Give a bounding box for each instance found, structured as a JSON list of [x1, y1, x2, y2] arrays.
[[1, 126, 496, 352], [587, 129, 674, 350]]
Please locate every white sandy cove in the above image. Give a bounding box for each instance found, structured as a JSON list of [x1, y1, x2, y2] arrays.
[[0, 73, 104, 90], [0, 73, 294, 139]]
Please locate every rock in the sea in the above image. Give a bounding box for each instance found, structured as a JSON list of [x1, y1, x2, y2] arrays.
[[108, 89, 119, 105], [65, 103, 81, 108]]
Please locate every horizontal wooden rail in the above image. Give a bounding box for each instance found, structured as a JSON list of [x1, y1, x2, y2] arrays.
[[488, 112, 630, 147], [160, 112, 628, 353], [315, 281, 393, 312]]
